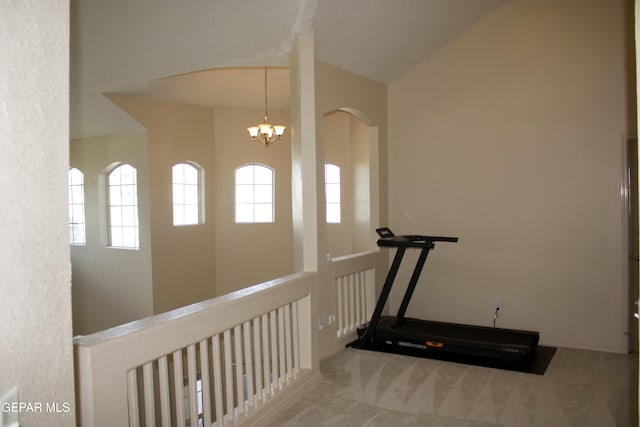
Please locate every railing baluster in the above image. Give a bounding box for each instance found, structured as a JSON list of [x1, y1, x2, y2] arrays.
[[343, 275, 351, 335], [158, 356, 171, 427], [284, 304, 293, 383], [342, 276, 349, 335], [223, 329, 234, 421], [212, 334, 225, 426], [199, 339, 212, 427], [142, 362, 155, 427], [243, 321, 254, 409], [355, 272, 362, 327], [253, 317, 263, 404], [292, 301, 300, 376], [187, 345, 198, 427], [337, 276, 344, 337], [233, 325, 244, 414], [355, 271, 361, 324], [362, 271, 369, 324], [277, 307, 285, 388], [173, 350, 186, 427], [127, 369, 140, 427], [349, 274, 355, 332], [261, 313, 270, 400], [269, 310, 278, 395]]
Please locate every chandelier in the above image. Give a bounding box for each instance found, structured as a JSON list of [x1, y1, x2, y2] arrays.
[[246, 67, 286, 147]]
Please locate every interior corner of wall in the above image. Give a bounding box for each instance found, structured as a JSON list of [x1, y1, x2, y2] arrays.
[[104, 92, 153, 128], [290, 0, 318, 38]]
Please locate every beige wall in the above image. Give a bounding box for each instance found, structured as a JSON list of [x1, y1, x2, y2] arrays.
[[388, 0, 632, 352], [145, 99, 217, 313], [213, 108, 295, 296], [315, 61, 389, 248], [70, 132, 153, 334], [144, 101, 294, 304], [351, 115, 372, 253], [0, 1, 76, 425], [70, 95, 295, 329]]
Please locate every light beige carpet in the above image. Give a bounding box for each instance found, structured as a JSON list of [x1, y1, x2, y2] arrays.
[[262, 347, 637, 427]]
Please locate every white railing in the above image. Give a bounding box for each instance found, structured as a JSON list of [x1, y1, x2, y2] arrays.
[[330, 250, 378, 343], [74, 272, 316, 427]]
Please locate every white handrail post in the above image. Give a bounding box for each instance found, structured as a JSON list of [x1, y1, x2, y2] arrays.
[[296, 294, 313, 370], [75, 342, 130, 427]]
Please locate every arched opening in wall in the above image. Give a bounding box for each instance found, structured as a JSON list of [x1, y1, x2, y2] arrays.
[[323, 109, 379, 257], [70, 66, 292, 332]]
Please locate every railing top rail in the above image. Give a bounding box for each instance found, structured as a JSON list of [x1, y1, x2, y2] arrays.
[[330, 250, 380, 278], [74, 271, 314, 349], [329, 249, 378, 264]]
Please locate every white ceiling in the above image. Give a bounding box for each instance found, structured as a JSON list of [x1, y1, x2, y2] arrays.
[[70, 0, 505, 139], [313, 0, 505, 83], [149, 67, 292, 111]]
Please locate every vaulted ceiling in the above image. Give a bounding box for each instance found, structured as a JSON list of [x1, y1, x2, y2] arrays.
[[70, 0, 505, 139]]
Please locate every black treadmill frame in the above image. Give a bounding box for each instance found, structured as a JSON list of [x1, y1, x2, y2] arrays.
[[350, 227, 540, 368]]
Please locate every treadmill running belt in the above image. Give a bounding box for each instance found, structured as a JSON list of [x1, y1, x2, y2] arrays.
[[380, 317, 539, 346], [349, 337, 556, 375]]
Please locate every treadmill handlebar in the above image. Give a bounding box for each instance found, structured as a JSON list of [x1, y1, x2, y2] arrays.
[[375, 228, 458, 248]]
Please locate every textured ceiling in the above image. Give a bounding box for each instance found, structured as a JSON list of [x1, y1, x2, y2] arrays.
[[70, 0, 505, 139]]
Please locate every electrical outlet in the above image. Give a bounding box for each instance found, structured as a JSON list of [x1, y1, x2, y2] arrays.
[[495, 298, 501, 310], [319, 314, 332, 330]]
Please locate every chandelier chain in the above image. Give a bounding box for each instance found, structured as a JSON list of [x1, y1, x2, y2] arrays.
[[264, 67, 268, 118], [246, 66, 286, 147]]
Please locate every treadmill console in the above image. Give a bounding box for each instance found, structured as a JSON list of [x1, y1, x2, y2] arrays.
[[376, 227, 395, 239]]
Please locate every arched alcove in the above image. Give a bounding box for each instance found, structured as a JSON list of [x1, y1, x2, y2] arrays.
[[322, 108, 380, 257]]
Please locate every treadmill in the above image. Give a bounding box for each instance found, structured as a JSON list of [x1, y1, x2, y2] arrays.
[[349, 228, 539, 367]]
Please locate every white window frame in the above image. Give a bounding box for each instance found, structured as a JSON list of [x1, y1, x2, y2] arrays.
[[324, 163, 341, 224], [234, 164, 275, 223], [172, 161, 204, 226], [68, 167, 86, 245], [107, 163, 140, 249]]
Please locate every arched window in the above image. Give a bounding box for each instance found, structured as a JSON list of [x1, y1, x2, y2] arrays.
[[68, 167, 86, 245], [235, 164, 274, 223], [108, 163, 139, 249], [172, 162, 203, 226], [324, 163, 341, 223]]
